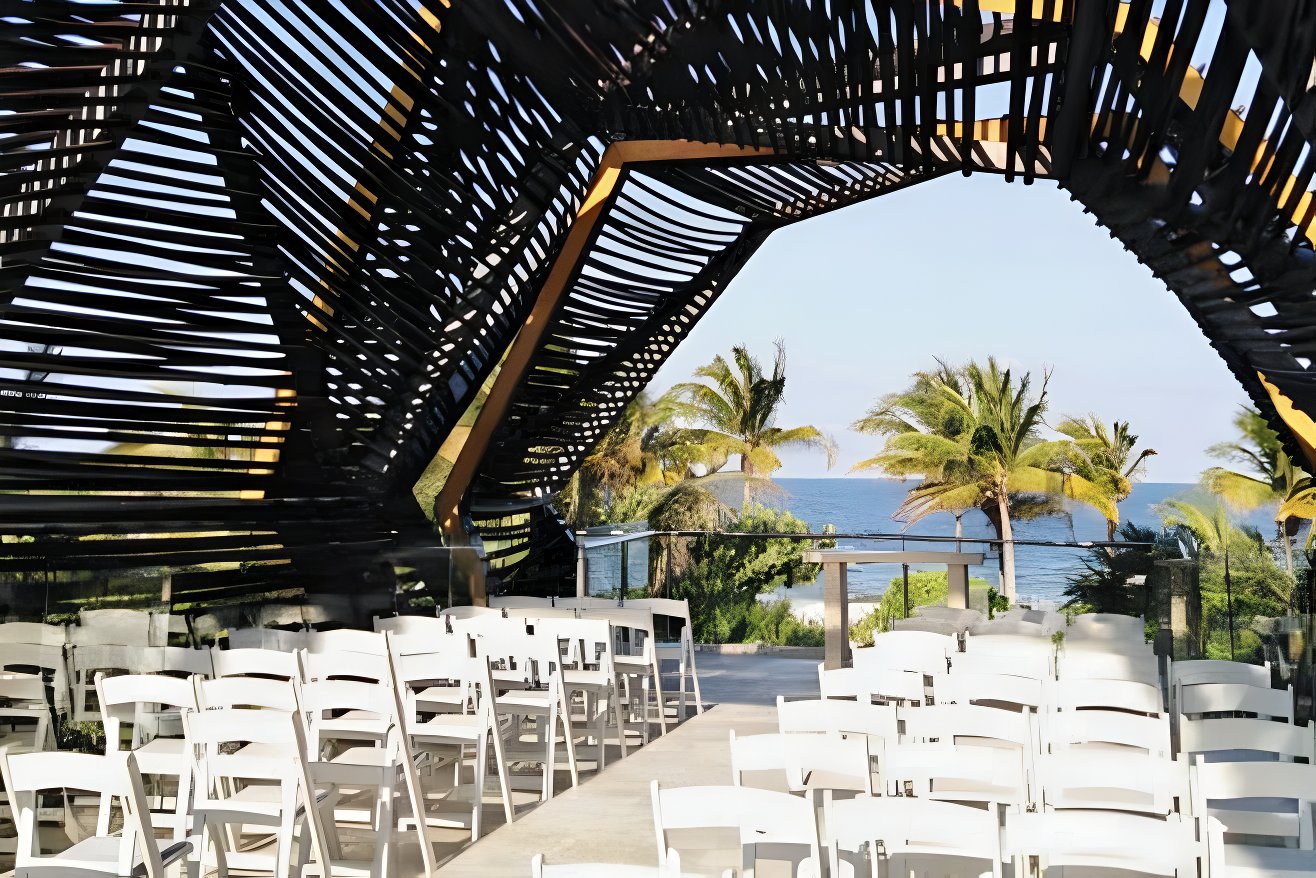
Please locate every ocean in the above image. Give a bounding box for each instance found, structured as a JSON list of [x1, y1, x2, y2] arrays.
[[753, 477, 1279, 618]]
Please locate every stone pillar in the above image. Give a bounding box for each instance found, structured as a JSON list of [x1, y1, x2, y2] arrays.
[[947, 564, 970, 609], [1156, 559, 1201, 660], [576, 533, 588, 599], [823, 561, 851, 670]]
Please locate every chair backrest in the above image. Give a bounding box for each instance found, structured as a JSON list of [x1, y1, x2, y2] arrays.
[[504, 607, 579, 621], [70, 609, 159, 647], [0, 749, 173, 878], [782, 731, 873, 795], [372, 615, 446, 637], [196, 675, 300, 712], [534, 617, 614, 672], [299, 647, 390, 684], [0, 623, 66, 647], [911, 606, 984, 629], [1180, 715, 1314, 761], [1047, 708, 1171, 756], [650, 781, 819, 873], [1178, 682, 1293, 722], [211, 646, 299, 680], [967, 618, 1052, 637], [555, 597, 618, 612], [439, 605, 503, 619], [300, 677, 397, 747], [728, 730, 787, 786], [488, 596, 556, 610], [1054, 678, 1163, 715], [853, 631, 953, 677], [1057, 648, 1159, 686], [227, 628, 309, 651], [777, 696, 898, 741], [828, 795, 1000, 877], [1172, 658, 1270, 689], [625, 598, 693, 637], [305, 628, 387, 656], [1066, 613, 1146, 641], [933, 671, 1047, 710], [183, 707, 307, 794], [1191, 760, 1316, 842], [1039, 749, 1186, 815], [899, 702, 1034, 750], [579, 607, 656, 658], [883, 741, 1029, 805], [148, 646, 214, 678], [949, 647, 1051, 680], [889, 617, 963, 636], [1006, 809, 1198, 876], [97, 673, 198, 751]]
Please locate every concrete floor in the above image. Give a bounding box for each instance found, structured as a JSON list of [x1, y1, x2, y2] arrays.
[[433, 654, 818, 876]]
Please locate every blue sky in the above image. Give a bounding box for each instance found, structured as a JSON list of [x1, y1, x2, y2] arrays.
[[645, 172, 1252, 484]]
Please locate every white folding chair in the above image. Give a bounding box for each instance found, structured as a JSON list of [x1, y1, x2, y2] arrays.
[[581, 606, 669, 740], [890, 617, 964, 636], [0, 624, 70, 718], [68, 644, 148, 724], [300, 677, 431, 878], [1006, 809, 1199, 876], [484, 627, 579, 800], [0, 675, 52, 755], [536, 617, 628, 768], [210, 646, 300, 680], [729, 730, 787, 788], [147, 646, 213, 678], [820, 664, 925, 705], [1180, 715, 1314, 762], [1191, 758, 1316, 851], [827, 795, 1002, 878], [97, 672, 197, 842], [182, 707, 317, 878], [961, 633, 1057, 677], [650, 781, 820, 878], [393, 652, 515, 842], [440, 605, 504, 620], [627, 598, 704, 717], [0, 749, 191, 878]]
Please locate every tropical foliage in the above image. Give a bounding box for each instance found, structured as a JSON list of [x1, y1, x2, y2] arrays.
[[663, 341, 836, 504], [1200, 406, 1316, 571], [1062, 523, 1167, 615], [1056, 417, 1157, 541], [666, 504, 830, 644], [852, 357, 1115, 600], [1157, 494, 1295, 661]]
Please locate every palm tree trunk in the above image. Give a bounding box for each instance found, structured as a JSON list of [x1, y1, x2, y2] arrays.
[[997, 494, 1016, 604], [740, 454, 752, 509], [1280, 519, 1294, 574], [1107, 518, 1117, 543]]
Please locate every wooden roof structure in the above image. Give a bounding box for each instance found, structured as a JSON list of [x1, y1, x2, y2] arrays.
[[4, 1, 1316, 604]]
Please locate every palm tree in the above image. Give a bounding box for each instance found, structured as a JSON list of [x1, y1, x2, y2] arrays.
[[563, 394, 669, 526], [1201, 406, 1316, 572], [663, 341, 837, 505], [1056, 415, 1157, 541], [852, 358, 1111, 602]]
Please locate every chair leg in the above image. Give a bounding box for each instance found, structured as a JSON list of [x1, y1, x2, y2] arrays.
[[612, 684, 629, 759], [542, 705, 556, 801], [489, 726, 515, 826], [557, 685, 580, 788], [472, 733, 486, 841], [651, 656, 669, 735]]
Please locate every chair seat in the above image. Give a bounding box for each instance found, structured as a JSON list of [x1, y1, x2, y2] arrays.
[[130, 736, 187, 774], [410, 714, 488, 743], [563, 669, 611, 691], [47, 834, 191, 877], [497, 691, 556, 715], [614, 656, 651, 672]]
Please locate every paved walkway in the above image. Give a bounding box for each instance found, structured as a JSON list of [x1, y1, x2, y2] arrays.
[[434, 655, 818, 875]]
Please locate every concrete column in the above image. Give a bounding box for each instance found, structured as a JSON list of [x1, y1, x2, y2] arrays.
[[947, 563, 970, 609], [823, 561, 850, 670], [576, 533, 588, 599], [1156, 559, 1201, 660]]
